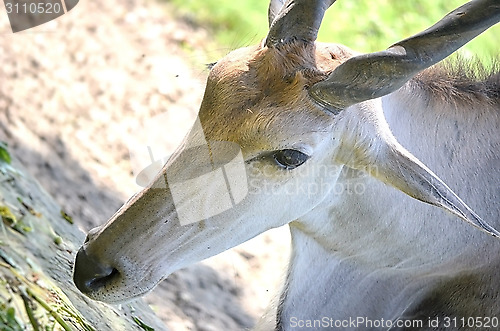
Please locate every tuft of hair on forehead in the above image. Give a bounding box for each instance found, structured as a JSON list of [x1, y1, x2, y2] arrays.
[[412, 56, 500, 109], [199, 41, 338, 144], [250, 42, 329, 89]]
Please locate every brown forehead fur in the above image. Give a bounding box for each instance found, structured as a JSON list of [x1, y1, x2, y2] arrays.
[[198, 42, 349, 152]]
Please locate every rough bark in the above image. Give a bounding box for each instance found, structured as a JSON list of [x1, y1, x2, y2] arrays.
[[0, 155, 166, 331]]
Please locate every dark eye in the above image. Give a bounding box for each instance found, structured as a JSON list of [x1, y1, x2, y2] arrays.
[[273, 149, 309, 170]]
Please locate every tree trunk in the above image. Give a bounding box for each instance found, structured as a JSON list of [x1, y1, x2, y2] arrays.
[[0, 155, 166, 331]]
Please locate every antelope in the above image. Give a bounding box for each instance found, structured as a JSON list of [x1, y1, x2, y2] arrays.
[[74, 0, 500, 329]]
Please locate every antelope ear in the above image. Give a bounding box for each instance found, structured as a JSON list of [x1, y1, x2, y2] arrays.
[[365, 141, 500, 238], [334, 104, 499, 238]]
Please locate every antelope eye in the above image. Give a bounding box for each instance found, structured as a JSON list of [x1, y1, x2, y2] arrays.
[[273, 149, 309, 170]]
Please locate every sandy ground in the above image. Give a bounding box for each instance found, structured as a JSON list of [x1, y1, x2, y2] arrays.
[[0, 0, 290, 330]]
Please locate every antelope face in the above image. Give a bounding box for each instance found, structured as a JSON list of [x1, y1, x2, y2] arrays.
[[74, 0, 500, 303], [73, 42, 358, 303]]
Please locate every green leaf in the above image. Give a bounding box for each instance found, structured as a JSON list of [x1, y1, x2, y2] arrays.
[[60, 210, 73, 224], [132, 316, 155, 331], [0, 142, 11, 165]]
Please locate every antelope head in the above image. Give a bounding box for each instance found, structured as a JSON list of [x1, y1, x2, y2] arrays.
[[74, 0, 500, 303]]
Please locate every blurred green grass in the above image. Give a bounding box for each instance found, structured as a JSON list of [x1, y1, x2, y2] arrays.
[[167, 0, 499, 60]]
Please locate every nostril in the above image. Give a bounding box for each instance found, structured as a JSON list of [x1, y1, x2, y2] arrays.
[[85, 267, 120, 291], [73, 247, 120, 294]]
